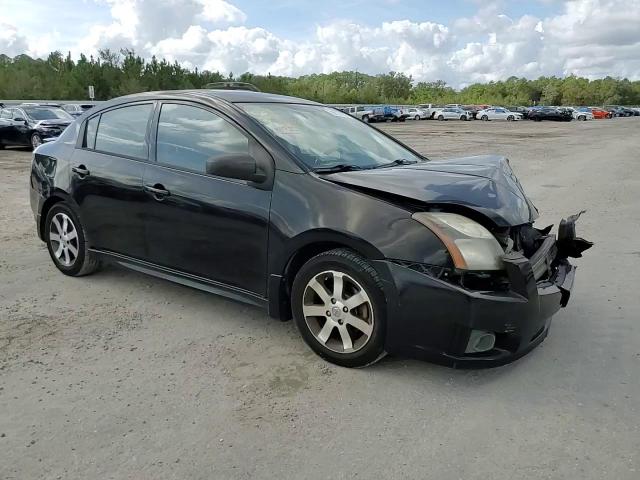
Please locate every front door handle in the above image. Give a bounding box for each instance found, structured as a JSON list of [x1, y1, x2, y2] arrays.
[[72, 165, 90, 177], [144, 184, 171, 200]]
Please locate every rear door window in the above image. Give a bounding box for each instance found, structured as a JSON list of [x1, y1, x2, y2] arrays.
[[94, 104, 153, 159]]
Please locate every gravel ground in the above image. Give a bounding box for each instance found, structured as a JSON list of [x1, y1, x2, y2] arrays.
[[1, 118, 639, 479]]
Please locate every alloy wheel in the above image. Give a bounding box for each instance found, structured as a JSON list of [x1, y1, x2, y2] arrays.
[[302, 270, 374, 354], [49, 212, 79, 267]]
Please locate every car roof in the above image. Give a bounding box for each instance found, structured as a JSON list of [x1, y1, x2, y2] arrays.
[[114, 89, 321, 106]]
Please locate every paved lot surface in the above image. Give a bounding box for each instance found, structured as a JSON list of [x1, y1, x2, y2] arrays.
[[1, 118, 639, 479]]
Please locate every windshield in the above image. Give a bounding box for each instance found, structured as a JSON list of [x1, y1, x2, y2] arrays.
[[23, 107, 73, 121], [239, 103, 423, 170]]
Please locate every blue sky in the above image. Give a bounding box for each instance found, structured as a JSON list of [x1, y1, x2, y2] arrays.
[[1, 0, 639, 86]]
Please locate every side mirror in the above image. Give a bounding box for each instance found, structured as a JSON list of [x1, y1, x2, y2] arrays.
[[206, 154, 267, 183]]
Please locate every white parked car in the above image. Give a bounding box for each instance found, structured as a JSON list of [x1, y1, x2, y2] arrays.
[[477, 107, 523, 121], [417, 103, 443, 119], [345, 105, 376, 122], [568, 107, 594, 121], [435, 107, 472, 121], [405, 107, 429, 120]]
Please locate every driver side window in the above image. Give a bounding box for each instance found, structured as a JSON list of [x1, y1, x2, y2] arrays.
[[156, 103, 249, 174]]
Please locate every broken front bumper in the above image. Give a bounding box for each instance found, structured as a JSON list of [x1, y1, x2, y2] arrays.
[[378, 213, 592, 368]]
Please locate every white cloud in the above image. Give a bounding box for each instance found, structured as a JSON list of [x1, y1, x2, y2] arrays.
[[0, 23, 29, 57], [1, 0, 640, 87]]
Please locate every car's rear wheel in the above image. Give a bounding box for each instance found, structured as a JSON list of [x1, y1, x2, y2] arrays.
[[481, 115, 488, 121], [438, 115, 445, 121], [45, 203, 101, 277], [291, 249, 386, 367], [578, 115, 586, 121], [31, 133, 43, 150]]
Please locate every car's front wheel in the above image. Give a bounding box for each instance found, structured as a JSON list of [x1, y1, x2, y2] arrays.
[[291, 249, 386, 367], [415, 115, 420, 121], [481, 115, 488, 121], [45, 203, 101, 276], [438, 115, 445, 121]]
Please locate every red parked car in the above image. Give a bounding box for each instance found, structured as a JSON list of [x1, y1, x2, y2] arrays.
[[590, 108, 612, 119]]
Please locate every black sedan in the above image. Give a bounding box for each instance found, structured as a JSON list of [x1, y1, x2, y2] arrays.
[[528, 107, 573, 122], [29, 90, 591, 368], [0, 105, 74, 149]]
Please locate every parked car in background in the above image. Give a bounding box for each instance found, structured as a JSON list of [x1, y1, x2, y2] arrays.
[[404, 107, 429, 120], [527, 107, 573, 122], [506, 106, 530, 119], [568, 107, 594, 121], [477, 107, 522, 121], [62, 104, 94, 117], [462, 105, 481, 119], [435, 107, 472, 121], [417, 103, 442, 119], [589, 107, 612, 119], [606, 106, 633, 117], [345, 105, 377, 123], [0, 104, 74, 149], [29, 89, 591, 368]]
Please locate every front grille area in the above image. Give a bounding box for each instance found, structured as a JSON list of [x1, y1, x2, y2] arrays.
[[390, 259, 510, 292]]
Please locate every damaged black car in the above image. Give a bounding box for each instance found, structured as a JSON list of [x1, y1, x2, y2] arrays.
[[29, 90, 592, 368]]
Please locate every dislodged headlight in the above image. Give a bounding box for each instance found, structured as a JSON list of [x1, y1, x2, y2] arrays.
[[412, 212, 505, 270]]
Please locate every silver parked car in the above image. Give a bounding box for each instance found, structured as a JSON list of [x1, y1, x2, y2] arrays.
[[405, 107, 429, 120], [477, 107, 522, 121], [435, 107, 472, 121]]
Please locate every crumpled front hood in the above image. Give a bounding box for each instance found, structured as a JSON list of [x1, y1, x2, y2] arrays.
[[324, 155, 539, 227]]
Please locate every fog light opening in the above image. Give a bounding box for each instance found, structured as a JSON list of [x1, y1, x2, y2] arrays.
[[465, 330, 496, 353]]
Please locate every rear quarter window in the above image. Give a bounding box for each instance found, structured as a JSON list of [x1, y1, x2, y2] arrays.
[[84, 115, 99, 149]]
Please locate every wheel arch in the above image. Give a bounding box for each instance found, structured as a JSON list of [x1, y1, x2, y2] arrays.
[[38, 190, 80, 241], [267, 230, 384, 320]]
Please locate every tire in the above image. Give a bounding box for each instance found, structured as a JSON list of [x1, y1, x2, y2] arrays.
[[481, 115, 488, 121], [44, 202, 101, 277], [578, 115, 586, 121], [362, 115, 369, 123], [437, 115, 444, 121], [507, 115, 514, 121], [31, 133, 43, 150], [0, 142, 4, 150], [291, 248, 387, 368], [460, 115, 466, 121], [414, 115, 420, 121]]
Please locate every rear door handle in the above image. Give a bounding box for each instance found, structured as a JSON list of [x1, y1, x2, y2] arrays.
[[72, 165, 90, 177], [144, 184, 171, 199]]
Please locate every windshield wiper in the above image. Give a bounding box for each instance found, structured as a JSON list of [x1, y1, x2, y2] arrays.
[[313, 164, 367, 174], [375, 158, 420, 169]]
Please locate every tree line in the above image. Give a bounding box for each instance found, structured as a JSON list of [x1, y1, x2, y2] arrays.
[[1, 49, 639, 106]]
